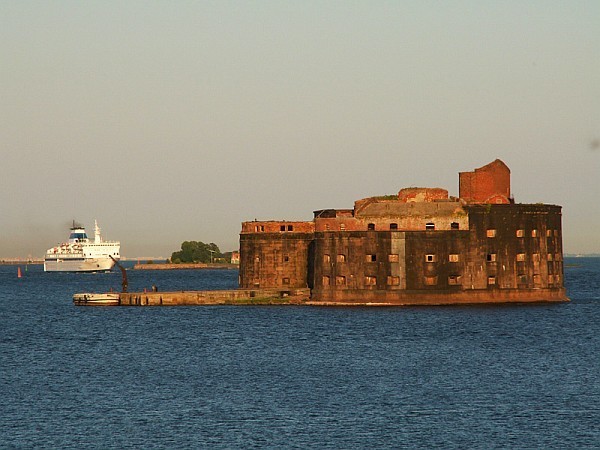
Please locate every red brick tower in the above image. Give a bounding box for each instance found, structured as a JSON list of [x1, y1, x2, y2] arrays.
[[459, 159, 511, 204]]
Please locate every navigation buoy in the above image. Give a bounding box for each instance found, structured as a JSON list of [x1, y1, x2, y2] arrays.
[[17, 267, 22, 278]]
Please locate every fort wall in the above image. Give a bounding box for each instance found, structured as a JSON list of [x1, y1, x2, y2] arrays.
[[238, 160, 568, 305], [239, 226, 314, 289]]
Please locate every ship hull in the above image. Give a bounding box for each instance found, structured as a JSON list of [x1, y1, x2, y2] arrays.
[[44, 257, 116, 273]]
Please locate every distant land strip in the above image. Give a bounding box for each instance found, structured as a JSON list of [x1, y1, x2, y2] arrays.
[[133, 263, 238, 270], [0, 259, 43, 265]]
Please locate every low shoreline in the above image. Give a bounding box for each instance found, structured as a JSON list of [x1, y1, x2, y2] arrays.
[[133, 263, 238, 270], [0, 260, 43, 265]]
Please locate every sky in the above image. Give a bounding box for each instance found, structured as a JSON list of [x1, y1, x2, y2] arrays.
[[1, 1, 599, 258]]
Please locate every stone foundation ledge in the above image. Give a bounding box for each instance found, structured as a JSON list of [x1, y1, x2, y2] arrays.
[[117, 288, 310, 306], [78, 288, 568, 307]]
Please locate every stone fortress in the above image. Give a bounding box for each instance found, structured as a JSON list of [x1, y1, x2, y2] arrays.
[[239, 160, 567, 305]]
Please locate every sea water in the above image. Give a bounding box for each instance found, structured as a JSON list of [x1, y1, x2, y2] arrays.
[[1, 259, 599, 448]]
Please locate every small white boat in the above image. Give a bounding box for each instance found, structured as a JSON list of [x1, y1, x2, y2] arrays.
[[73, 292, 120, 306]]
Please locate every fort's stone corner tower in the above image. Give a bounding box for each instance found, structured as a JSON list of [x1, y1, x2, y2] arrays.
[[239, 221, 314, 289]]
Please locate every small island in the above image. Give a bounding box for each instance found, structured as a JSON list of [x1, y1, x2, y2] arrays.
[[133, 241, 239, 270]]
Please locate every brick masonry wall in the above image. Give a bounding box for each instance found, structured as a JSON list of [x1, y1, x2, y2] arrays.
[[459, 159, 511, 203], [397, 187, 449, 203]]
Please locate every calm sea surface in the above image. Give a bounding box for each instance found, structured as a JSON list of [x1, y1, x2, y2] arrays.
[[1, 258, 599, 448]]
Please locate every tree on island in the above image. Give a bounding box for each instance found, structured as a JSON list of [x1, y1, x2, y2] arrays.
[[170, 241, 223, 264]]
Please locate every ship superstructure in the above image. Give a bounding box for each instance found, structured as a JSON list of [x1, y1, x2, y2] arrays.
[[44, 221, 120, 272]]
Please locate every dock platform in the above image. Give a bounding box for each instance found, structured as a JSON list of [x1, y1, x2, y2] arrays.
[[74, 288, 310, 306]]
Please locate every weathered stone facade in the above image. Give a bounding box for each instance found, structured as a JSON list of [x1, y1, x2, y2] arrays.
[[239, 160, 567, 305], [239, 221, 314, 289]]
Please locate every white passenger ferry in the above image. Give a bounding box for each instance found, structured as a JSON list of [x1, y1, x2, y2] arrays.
[[44, 221, 121, 272]]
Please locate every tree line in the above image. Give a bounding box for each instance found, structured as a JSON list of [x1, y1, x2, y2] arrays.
[[170, 241, 225, 264]]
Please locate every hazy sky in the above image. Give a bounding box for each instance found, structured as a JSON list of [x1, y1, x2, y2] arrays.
[[1, 1, 599, 258]]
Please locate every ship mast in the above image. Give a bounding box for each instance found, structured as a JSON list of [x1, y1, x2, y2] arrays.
[[94, 220, 101, 244]]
